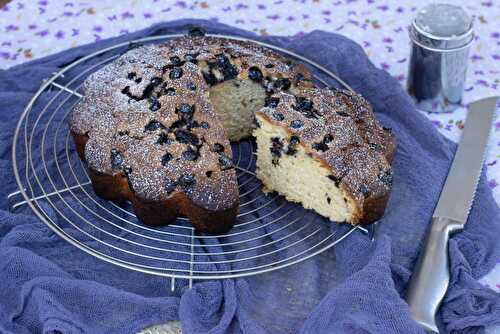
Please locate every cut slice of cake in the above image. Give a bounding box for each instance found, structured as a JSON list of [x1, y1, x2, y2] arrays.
[[254, 88, 395, 224]]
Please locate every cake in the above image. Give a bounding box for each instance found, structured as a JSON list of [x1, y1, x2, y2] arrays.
[[254, 88, 395, 224], [70, 28, 395, 233]]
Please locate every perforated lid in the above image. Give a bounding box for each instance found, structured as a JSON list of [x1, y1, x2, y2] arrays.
[[411, 3, 473, 51]]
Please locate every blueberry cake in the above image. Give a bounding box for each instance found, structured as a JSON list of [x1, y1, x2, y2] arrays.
[[70, 32, 313, 233], [70, 29, 395, 233], [254, 88, 395, 224]]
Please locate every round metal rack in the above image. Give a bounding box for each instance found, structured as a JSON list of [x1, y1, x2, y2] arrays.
[[9, 33, 370, 289]]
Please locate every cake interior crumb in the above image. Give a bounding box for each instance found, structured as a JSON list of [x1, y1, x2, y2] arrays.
[[253, 116, 356, 222]]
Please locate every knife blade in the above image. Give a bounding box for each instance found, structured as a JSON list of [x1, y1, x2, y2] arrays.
[[406, 96, 498, 333], [433, 97, 499, 223]]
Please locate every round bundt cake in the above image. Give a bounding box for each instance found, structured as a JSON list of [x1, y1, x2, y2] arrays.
[[70, 29, 395, 234]]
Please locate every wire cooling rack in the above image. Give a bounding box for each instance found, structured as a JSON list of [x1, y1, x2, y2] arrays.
[[8, 33, 376, 290]]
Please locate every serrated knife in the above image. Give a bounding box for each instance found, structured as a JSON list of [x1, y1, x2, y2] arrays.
[[406, 96, 499, 333]]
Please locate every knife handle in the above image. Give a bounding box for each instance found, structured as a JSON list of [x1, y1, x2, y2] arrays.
[[406, 217, 463, 333]]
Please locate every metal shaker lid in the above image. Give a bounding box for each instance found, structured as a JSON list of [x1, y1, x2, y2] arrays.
[[410, 3, 473, 52]]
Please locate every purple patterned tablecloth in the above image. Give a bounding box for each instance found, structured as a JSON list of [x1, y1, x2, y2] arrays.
[[0, 1, 499, 333]]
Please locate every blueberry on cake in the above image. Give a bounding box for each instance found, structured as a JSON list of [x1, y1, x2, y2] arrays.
[[70, 29, 395, 233]]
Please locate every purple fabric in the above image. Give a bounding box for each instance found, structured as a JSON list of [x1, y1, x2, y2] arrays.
[[0, 20, 499, 334]]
